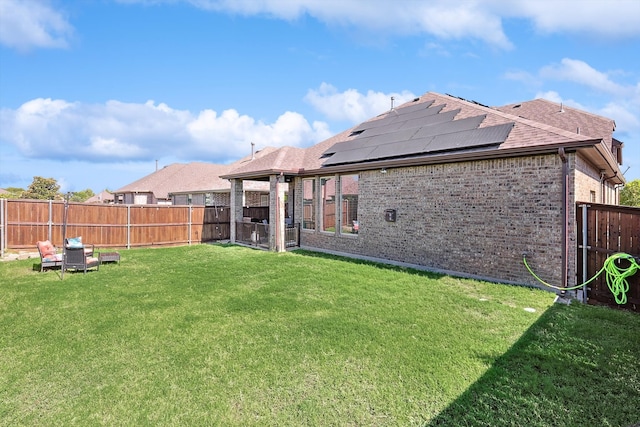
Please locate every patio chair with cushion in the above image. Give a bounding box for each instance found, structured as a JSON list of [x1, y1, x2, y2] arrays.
[[64, 246, 100, 274], [36, 240, 63, 272], [65, 236, 94, 257]]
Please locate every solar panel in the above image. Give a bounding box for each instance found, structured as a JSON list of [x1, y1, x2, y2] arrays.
[[366, 127, 421, 146], [351, 121, 406, 138], [321, 99, 514, 167], [322, 146, 377, 165], [350, 103, 443, 132], [396, 109, 460, 132], [412, 115, 485, 139], [427, 123, 513, 153], [391, 104, 445, 123], [388, 99, 434, 115], [365, 137, 434, 160], [322, 136, 374, 156]]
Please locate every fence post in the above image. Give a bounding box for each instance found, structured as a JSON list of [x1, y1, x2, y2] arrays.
[[48, 200, 53, 242], [127, 205, 131, 249], [188, 206, 192, 246], [579, 204, 590, 303]]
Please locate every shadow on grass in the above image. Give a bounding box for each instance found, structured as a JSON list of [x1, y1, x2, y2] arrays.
[[427, 302, 640, 427]]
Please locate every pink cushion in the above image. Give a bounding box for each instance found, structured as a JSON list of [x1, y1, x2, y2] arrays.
[[37, 241, 56, 258]]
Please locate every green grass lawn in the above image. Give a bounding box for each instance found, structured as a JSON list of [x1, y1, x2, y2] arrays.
[[1, 244, 638, 426]]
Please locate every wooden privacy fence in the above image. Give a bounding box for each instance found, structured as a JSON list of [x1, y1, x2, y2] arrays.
[[576, 202, 640, 312], [0, 199, 231, 252]]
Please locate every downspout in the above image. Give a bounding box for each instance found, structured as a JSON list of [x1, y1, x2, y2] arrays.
[[558, 148, 569, 294]]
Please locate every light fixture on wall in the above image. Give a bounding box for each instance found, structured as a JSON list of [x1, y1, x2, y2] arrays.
[[380, 168, 387, 174]]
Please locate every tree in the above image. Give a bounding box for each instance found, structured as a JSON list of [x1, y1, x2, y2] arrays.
[[21, 177, 61, 200], [0, 187, 24, 199], [69, 189, 95, 202], [620, 179, 640, 207]]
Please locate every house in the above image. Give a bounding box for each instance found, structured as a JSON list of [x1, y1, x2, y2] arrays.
[[222, 91, 626, 291], [112, 149, 275, 206], [86, 190, 115, 204]]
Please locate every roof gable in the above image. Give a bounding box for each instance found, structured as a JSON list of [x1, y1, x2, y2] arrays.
[[495, 98, 615, 145]]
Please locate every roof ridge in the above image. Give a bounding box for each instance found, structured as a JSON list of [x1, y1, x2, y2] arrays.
[[525, 98, 615, 125], [428, 93, 593, 142]]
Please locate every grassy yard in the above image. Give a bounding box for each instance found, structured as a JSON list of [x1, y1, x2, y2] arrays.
[[0, 244, 638, 426]]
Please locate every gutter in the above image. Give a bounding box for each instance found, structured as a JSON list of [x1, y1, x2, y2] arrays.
[[222, 140, 602, 181], [302, 139, 601, 176]]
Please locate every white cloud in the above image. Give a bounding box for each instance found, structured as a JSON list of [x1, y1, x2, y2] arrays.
[[304, 83, 417, 124], [523, 57, 640, 179], [535, 59, 640, 132], [6, 0, 640, 54], [0, 97, 332, 164], [120, 0, 640, 49], [0, 0, 73, 51], [122, 0, 513, 49], [540, 59, 627, 97], [504, 0, 640, 39]]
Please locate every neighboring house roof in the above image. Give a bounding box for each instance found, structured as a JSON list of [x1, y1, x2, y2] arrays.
[[222, 92, 624, 185], [115, 162, 233, 200], [0, 188, 8, 195], [86, 191, 114, 203], [114, 148, 276, 200]]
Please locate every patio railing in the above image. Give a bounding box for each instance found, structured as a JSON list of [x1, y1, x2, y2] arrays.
[[235, 222, 299, 249]]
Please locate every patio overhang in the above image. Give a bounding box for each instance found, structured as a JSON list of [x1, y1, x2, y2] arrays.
[[221, 169, 298, 182]]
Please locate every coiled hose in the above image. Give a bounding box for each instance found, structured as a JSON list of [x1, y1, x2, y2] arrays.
[[523, 253, 639, 305]]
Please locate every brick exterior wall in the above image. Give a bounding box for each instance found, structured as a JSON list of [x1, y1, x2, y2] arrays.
[[574, 154, 620, 205], [575, 155, 603, 203], [297, 153, 579, 288]]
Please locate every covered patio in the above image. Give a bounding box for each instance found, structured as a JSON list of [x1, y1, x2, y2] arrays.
[[227, 173, 298, 251]]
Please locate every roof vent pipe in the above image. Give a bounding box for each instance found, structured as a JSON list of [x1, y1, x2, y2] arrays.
[[577, 127, 580, 134], [390, 96, 395, 111], [251, 142, 255, 160], [560, 102, 564, 113]]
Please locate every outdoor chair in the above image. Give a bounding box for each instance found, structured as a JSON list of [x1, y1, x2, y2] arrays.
[[65, 236, 94, 257], [36, 240, 63, 272], [64, 246, 100, 274]]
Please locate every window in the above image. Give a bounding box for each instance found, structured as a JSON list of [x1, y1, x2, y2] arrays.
[[134, 194, 148, 205], [340, 174, 359, 234], [173, 194, 188, 205], [191, 194, 205, 205], [590, 190, 596, 203], [321, 176, 336, 232], [302, 178, 315, 230]]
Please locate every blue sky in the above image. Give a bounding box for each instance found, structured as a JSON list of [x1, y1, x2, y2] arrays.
[[1, 0, 639, 193]]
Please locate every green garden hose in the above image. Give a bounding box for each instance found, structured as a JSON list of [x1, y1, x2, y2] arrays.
[[523, 253, 639, 305]]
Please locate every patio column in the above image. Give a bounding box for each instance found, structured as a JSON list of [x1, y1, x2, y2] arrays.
[[229, 179, 244, 243], [269, 174, 286, 252]]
